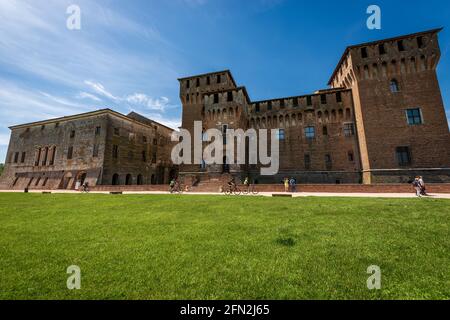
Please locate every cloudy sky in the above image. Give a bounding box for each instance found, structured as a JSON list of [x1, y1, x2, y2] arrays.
[[0, 0, 449, 162]]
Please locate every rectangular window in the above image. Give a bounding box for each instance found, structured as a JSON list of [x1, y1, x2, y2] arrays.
[[114, 128, 120, 136], [213, 93, 219, 104], [336, 92, 342, 103], [21, 152, 26, 163], [227, 91, 233, 102], [142, 150, 147, 162], [67, 146, 73, 160], [186, 80, 190, 88], [280, 99, 285, 108], [406, 108, 423, 125], [222, 125, 228, 145], [49, 147, 56, 165], [255, 103, 260, 113], [112, 145, 119, 159], [361, 47, 368, 58], [348, 151, 354, 162], [325, 154, 332, 170], [196, 78, 200, 87], [397, 40, 405, 51], [14, 152, 19, 163], [93, 144, 99, 158], [304, 154, 311, 170], [70, 130, 75, 138], [153, 138, 158, 146], [278, 129, 286, 141], [379, 44, 386, 55], [292, 98, 299, 108], [217, 74, 221, 83], [320, 94, 327, 105], [267, 101, 272, 111], [417, 36, 424, 48], [344, 123, 355, 136], [206, 76, 210, 85], [396, 146, 411, 166], [305, 126, 315, 139], [323, 126, 328, 136], [152, 151, 157, 164], [306, 96, 312, 106], [95, 126, 101, 135]]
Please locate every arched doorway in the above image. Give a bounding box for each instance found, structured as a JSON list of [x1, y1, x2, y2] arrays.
[[125, 174, 133, 185], [112, 173, 119, 185]]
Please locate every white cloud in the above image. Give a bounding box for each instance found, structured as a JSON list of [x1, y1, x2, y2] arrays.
[[84, 80, 120, 101], [126, 93, 170, 111], [78, 92, 102, 102]]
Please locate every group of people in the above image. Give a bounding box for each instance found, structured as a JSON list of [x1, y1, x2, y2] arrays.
[[284, 177, 297, 193], [412, 176, 429, 197]]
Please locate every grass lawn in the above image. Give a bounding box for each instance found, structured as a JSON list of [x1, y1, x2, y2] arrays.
[[0, 193, 449, 300]]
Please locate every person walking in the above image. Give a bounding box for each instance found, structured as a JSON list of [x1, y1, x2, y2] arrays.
[[284, 178, 289, 192], [418, 176, 428, 196], [412, 177, 422, 197], [289, 177, 297, 193]]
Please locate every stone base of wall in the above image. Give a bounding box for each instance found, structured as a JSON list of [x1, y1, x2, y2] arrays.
[[369, 169, 450, 184]]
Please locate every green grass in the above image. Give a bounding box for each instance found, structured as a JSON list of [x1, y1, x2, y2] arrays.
[[0, 193, 449, 300]]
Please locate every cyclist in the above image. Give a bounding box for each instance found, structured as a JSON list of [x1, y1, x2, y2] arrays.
[[169, 178, 176, 193], [243, 177, 250, 192], [81, 182, 89, 193]]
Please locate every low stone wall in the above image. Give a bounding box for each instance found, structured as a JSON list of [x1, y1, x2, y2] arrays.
[[88, 183, 450, 194]]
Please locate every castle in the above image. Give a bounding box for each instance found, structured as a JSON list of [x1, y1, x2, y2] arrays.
[[178, 28, 450, 185], [0, 28, 449, 190]]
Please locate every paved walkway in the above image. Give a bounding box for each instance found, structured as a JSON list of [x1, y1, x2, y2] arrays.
[[1, 190, 450, 199]]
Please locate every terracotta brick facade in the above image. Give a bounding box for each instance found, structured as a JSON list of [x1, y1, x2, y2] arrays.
[[179, 29, 450, 185]]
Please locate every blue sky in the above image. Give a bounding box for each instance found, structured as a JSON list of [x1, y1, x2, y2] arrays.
[[1, 0, 449, 162]]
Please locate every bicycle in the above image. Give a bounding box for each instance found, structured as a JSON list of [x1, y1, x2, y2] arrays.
[[224, 184, 241, 196], [80, 184, 90, 193], [242, 184, 258, 195]]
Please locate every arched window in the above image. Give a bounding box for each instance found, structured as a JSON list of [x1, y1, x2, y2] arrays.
[[390, 79, 400, 93], [112, 174, 119, 185], [125, 174, 133, 185]]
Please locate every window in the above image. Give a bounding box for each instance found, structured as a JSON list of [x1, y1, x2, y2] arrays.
[[196, 78, 200, 87], [14, 152, 19, 163], [213, 93, 219, 104], [93, 144, 99, 158], [152, 151, 157, 164], [267, 101, 272, 110], [55, 122, 60, 128], [153, 138, 158, 146], [390, 79, 400, 93], [396, 146, 411, 166], [67, 146, 73, 160], [112, 145, 119, 159], [222, 125, 228, 145], [344, 123, 355, 136], [306, 96, 312, 106], [49, 147, 56, 165], [304, 154, 311, 170], [320, 94, 327, 105], [142, 150, 147, 162], [280, 99, 285, 108], [70, 130, 75, 138], [114, 128, 120, 136], [293, 98, 299, 108], [305, 126, 315, 139], [336, 92, 342, 103], [21, 152, 26, 163], [348, 151, 354, 162], [397, 40, 405, 52], [322, 126, 328, 136], [255, 103, 260, 113], [406, 108, 423, 125], [217, 74, 221, 83], [278, 129, 286, 141], [325, 154, 332, 170], [361, 47, 368, 58], [95, 126, 101, 135], [417, 36, 424, 48], [186, 94, 190, 102], [206, 76, 210, 85], [41, 125, 45, 130], [142, 136, 147, 143], [227, 91, 233, 102], [186, 80, 190, 88], [379, 44, 386, 55]]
